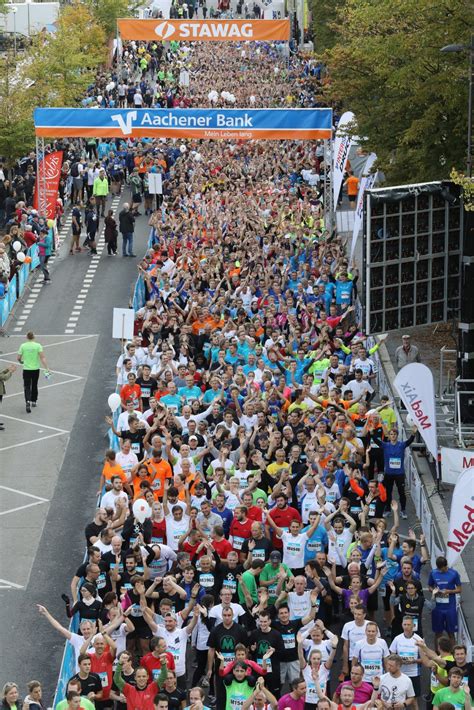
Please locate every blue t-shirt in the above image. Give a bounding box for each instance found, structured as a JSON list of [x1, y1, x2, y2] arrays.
[[303, 525, 328, 563], [428, 568, 461, 608], [178, 385, 202, 403], [160, 393, 182, 414], [335, 280, 353, 305]]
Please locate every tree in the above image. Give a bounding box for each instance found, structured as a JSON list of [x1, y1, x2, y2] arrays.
[[27, 2, 106, 108], [86, 0, 143, 39], [321, 0, 473, 184], [0, 53, 35, 168], [310, 0, 343, 52]]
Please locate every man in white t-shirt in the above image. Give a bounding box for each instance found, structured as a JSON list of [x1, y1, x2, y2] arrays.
[[117, 400, 144, 431], [101, 477, 129, 512], [267, 517, 319, 573], [209, 588, 246, 624], [148, 612, 199, 687], [116, 439, 138, 481], [389, 617, 423, 697], [165, 506, 190, 551], [379, 654, 416, 707], [341, 605, 370, 677], [352, 621, 389, 685]]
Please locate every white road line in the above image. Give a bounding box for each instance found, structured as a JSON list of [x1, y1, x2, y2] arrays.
[[0, 413, 69, 433], [0, 578, 24, 589], [0, 500, 48, 517], [0, 432, 68, 453], [0, 484, 49, 502]]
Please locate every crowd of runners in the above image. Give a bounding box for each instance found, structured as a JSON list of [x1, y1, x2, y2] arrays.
[[1, 31, 472, 710]]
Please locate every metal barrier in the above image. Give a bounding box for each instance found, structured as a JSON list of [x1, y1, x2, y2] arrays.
[[439, 347, 457, 401], [0, 244, 41, 327], [367, 336, 473, 658]]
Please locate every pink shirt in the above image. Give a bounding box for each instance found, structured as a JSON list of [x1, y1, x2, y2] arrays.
[[277, 693, 305, 710]]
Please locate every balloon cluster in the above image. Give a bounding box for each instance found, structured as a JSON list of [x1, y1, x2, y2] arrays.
[[207, 90, 219, 103]]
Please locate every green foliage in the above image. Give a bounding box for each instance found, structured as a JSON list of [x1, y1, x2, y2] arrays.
[[86, 0, 143, 39], [310, 0, 343, 52], [320, 0, 473, 184], [0, 53, 35, 166], [27, 2, 107, 108]]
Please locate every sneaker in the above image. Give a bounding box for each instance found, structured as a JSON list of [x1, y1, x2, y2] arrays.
[[0, 422, 4, 430], [201, 677, 210, 688], [207, 696, 216, 706], [401, 510, 408, 519], [26, 402, 31, 413], [383, 510, 391, 518], [31, 402, 37, 407], [129, 254, 137, 257]]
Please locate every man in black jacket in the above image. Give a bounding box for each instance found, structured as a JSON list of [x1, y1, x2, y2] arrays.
[[118, 203, 136, 257]]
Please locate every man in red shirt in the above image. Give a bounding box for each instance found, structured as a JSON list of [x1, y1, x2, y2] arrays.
[[211, 525, 233, 561], [229, 506, 253, 554], [88, 633, 116, 704], [242, 491, 263, 523], [141, 637, 175, 683], [266, 494, 301, 550], [120, 373, 142, 410], [113, 661, 167, 710]]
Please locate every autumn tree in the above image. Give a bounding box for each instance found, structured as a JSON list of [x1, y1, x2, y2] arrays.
[[27, 1, 107, 107], [321, 0, 472, 184], [310, 0, 344, 52], [86, 0, 143, 39], [0, 53, 35, 167]]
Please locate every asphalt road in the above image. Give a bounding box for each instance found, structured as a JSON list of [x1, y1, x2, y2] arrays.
[[0, 190, 150, 699]]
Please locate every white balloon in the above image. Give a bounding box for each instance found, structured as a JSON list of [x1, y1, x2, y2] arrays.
[[241, 50, 246, 58], [194, 152, 202, 161], [97, 95, 103, 103], [12, 240, 22, 252], [180, 144, 187, 153], [17, 252, 26, 262], [250, 95, 256, 104], [274, 67, 279, 74], [211, 94, 218, 103], [256, 48, 261, 55], [406, 415, 415, 427], [107, 392, 121, 412], [132, 499, 151, 524]]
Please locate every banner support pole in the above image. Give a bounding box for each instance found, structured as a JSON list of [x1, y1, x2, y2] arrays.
[[117, 22, 122, 83], [323, 138, 334, 234]]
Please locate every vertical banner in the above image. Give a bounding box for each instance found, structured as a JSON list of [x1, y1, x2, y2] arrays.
[[441, 447, 474, 485], [350, 152, 377, 261], [33, 150, 63, 220], [332, 111, 355, 206], [393, 363, 439, 461], [446, 467, 474, 566]]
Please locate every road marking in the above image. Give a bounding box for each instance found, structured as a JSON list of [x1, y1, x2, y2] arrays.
[[0, 413, 69, 433], [0, 578, 24, 589], [3, 377, 82, 399], [0, 500, 49, 517], [0, 431, 68, 453], [0, 484, 48, 502]]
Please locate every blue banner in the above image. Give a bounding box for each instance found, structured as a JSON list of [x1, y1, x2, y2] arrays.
[[34, 107, 333, 140], [30, 244, 40, 269], [8, 275, 17, 313], [19, 264, 29, 294]]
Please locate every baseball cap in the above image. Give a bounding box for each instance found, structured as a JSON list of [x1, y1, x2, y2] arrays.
[[270, 551, 282, 562], [189, 435, 198, 442], [402, 334, 411, 339]]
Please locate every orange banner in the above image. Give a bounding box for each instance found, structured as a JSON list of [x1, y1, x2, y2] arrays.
[[117, 18, 291, 42]]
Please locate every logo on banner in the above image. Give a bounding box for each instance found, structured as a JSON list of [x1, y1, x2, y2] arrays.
[[397, 383, 433, 430], [154, 21, 176, 39], [446, 466, 474, 565], [111, 110, 137, 136], [393, 363, 438, 462], [33, 150, 63, 220], [155, 20, 255, 39], [441, 447, 474, 484]]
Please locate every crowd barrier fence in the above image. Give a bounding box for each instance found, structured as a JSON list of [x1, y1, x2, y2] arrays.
[[0, 244, 40, 327], [367, 337, 473, 659]]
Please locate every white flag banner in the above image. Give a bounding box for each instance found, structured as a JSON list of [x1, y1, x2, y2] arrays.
[[446, 467, 474, 566], [350, 152, 377, 261], [393, 363, 438, 461], [441, 447, 474, 485], [332, 111, 355, 206]]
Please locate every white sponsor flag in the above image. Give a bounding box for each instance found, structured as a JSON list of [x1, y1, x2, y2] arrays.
[[446, 467, 474, 566], [441, 447, 474, 485], [332, 111, 355, 206], [349, 152, 377, 261], [393, 363, 438, 461]]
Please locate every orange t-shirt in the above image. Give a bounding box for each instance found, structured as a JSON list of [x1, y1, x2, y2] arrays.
[[120, 383, 142, 409], [146, 458, 173, 498], [102, 461, 127, 485], [346, 175, 359, 196]]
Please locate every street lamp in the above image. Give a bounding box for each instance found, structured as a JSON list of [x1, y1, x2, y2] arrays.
[[441, 35, 473, 177], [11, 6, 17, 58]]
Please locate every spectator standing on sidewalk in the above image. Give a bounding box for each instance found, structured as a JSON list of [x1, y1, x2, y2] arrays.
[[93, 168, 109, 218], [17, 331, 49, 413], [37, 227, 53, 284], [119, 204, 136, 258], [395, 335, 421, 371], [104, 209, 118, 256]]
